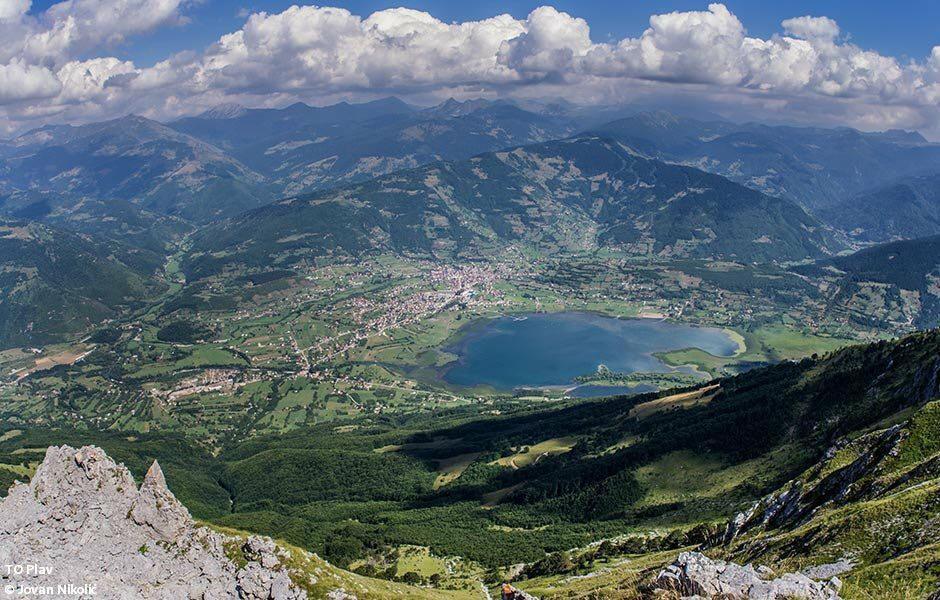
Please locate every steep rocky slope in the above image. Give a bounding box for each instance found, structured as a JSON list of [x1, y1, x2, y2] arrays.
[[717, 398, 940, 598], [0, 445, 471, 600], [652, 552, 843, 599], [0, 445, 306, 599]]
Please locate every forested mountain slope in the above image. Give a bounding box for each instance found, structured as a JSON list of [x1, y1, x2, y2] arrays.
[[0, 115, 271, 223], [794, 234, 940, 329], [0, 220, 162, 346], [184, 135, 839, 279], [818, 173, 940, 242], [593, 112, 940, 220]]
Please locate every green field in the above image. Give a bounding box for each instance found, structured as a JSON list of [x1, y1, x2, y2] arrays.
[[656, 325, 859, 376]]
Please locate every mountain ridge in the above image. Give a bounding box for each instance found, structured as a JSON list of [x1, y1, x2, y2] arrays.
[[182, 134, 840, 279]]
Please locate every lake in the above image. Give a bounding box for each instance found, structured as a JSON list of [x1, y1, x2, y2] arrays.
[[441, 311, 739, 391]]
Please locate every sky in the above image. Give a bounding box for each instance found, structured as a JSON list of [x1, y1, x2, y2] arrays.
[[2, 0, 940, 137]]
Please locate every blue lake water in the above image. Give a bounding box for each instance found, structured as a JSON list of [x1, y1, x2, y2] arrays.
[[442, 312, 738, 390]]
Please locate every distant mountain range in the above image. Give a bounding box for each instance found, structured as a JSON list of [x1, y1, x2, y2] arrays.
[[183, 135, 839, 279], [0, 115, 270, 223], [0, 98, 577, 229], [3, 99, 937, 244], [169, 97, 578, 196], [592, 112, 940, 230], [2, 98, 940, 345]]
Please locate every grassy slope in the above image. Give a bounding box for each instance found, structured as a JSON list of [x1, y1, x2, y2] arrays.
[[3, 330, 938, 597], [722, 399, 940, 599], [508, 401, 940, 599], [214, 527, 479, 600]]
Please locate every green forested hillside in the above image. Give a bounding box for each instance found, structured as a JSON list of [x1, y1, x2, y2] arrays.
[[0, 193, 191, 257], [0, 220, 162, 346], [184, 135, 839, 279], [3, 329, 937, 596], [830, 234, 940, 290], [794, 235, 940, 328], [819, 173, 940, 242]]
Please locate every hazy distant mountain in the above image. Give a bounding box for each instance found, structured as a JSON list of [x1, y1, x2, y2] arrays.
[[0, 219, 162, 346], [169, 97, 418, 153], [0, 115, 270, 223], [0, 189, 190, 256], [592, 112, 940, 214], [171, 97, 577, 196], [184, 135, 839, 279], [819, 173, 940, 242], [423, 97, 502, 117], [0, 97, 579, 229], [195, 103, 250, 120], [4, 102, 939, 236]]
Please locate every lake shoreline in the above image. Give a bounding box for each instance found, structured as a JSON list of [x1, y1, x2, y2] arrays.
[[436, 310, 740, 391]]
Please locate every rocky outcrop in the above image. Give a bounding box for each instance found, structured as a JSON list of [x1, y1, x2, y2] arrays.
[[651, 552, 842, 599], [723, 425, 904, 544], [0, 445, 307, 600]]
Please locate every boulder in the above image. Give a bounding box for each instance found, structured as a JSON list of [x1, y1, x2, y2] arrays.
[[652, 552, 842, 599]]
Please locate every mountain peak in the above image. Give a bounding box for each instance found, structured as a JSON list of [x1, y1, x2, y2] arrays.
[[426, 97, 496, 117], [198, 102, 248, 119], [0, 445, 307, 599], [878, 128, 927, 144], [142, 459, 167, 488]]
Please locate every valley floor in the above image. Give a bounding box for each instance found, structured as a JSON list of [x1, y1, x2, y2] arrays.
[[0, 251, 936, 599]]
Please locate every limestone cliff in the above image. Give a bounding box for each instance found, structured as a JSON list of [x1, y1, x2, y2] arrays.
[[0, 445, 307, 599]]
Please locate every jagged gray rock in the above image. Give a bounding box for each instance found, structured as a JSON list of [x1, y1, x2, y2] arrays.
[[800, 559, 854, 580], [0, 445, 307, 600], [723, 425, 904, 544], [652, 552, 842, 599]]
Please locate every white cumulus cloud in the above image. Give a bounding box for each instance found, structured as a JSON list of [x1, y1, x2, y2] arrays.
[[0, 2, 939, 137], [0, 60, 60, 103]]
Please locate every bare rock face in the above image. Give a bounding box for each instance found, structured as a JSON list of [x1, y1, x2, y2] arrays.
[[0, 445, 307, 600], [723, 426, 903, 544], [652, 552, 842, 599]]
